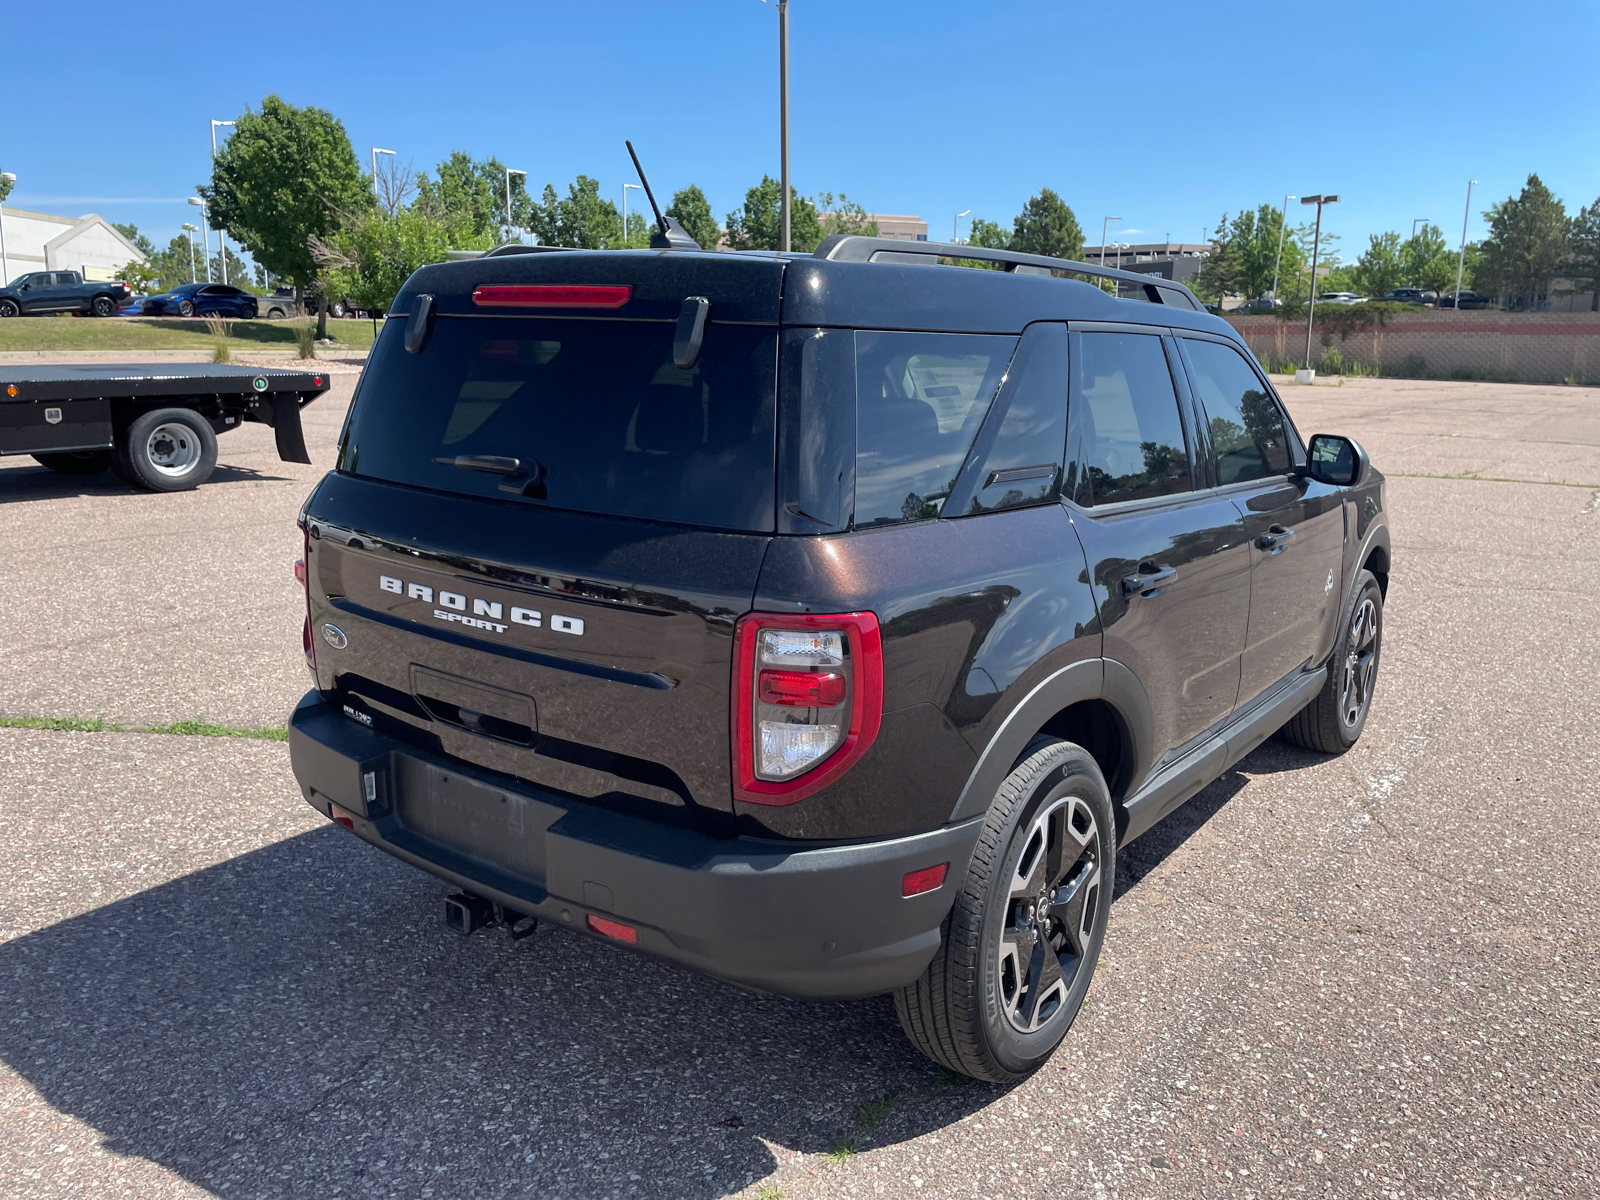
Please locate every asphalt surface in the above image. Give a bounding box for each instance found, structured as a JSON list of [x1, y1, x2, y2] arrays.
[[0, 373, 1595, 1198]]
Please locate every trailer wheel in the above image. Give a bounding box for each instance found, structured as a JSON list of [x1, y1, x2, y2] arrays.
[[33, 449, 112, 474], [114, 408, 218, 492]]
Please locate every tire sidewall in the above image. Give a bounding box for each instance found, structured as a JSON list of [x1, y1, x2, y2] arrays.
[[120, 408, 218, 492], [0, 299, 17, 318], [178, 300, 194, 317], [972, 742, 1116, 1078], [1336, 573, 1384, 746], [92, 295, 115, 317]]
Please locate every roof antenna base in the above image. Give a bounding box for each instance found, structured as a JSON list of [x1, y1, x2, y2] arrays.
[[625, 140, 702, 251]]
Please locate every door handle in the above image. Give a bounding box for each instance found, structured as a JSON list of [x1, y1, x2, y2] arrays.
[[1256, 525, 1295, 551], [1121, 564, 1177, 596]]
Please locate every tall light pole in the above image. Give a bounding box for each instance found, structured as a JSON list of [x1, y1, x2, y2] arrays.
[[188, 197, 211, 283], [1100, 216, 1122, 267], [953, 208, 970, 243], [371, 147, 396, 205], [778, 0, 790, 252], [181, 223, 199, 284], [1270, 194, 1296, 301], [1411, 217, 1428, 241], [623, 182, 643, 247], [210, 120, 234, 283], [0, 172, 14, 286], [1454, 181, 1476, 311], [1300, 194, 1340, 370], [504, 168, 526, 243]]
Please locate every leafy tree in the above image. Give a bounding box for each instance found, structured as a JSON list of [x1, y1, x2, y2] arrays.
[[314, 206, 492, 315], [415, 151, 524, 244], [211, 247, 257, 291], [815, 192, 879, 240], [1398, 222, 1457, 293], [1009, 188, 1082, 260], [1285, 222, 1340, 302], [723, 176, 823, 252], [1352, 231, 1404, 297], [666, 184, 720, 249], [968, 218, 1008, 250], [529, 175, 622, 249], [113, 222, 157, 258], [0, 174, 12, 204], [1196, 204, 1303, 302], [145, 235, 198, 290], [201, 95, 369, 335], [1568, 197, 1600, 312], [1477, 173, 1570, 309]]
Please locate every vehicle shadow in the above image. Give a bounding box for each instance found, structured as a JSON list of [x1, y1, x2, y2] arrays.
[[0, 826, 1000, 1199], [0, 460, 293, 503]]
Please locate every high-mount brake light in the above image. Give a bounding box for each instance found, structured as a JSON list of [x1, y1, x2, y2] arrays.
[[587, 914, 638, 943], [471, 284, 633, 309], [732, 612, 882, 805]]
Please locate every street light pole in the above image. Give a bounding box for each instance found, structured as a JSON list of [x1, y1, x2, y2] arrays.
[[188, 197, 211, 283], [504, 168, 526, 244], [623, 183, 643, 247], [182, 223, 199, 284], [1270, 194, 1296, 301], [1454, 180, 1476, 312], [371, 147, 396, 206], [1100, 217, 1122, 268], [210, 120, 234, 283], [778, 0, 790, 252], [1301, 194, 1340, 370], [954, 209, 970, 243], [0, 172, 14, 287]]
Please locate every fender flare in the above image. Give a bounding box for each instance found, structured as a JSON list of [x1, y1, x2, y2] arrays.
[[946, 658, 1156, 822]]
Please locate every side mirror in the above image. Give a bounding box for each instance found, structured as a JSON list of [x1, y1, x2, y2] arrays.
[[1306, 433, 1368, 487]]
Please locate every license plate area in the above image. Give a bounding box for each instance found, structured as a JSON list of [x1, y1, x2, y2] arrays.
[[393, 757, 563, 884]]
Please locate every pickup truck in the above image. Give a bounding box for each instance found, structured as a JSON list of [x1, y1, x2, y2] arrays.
[[0, 271, 133, 318]]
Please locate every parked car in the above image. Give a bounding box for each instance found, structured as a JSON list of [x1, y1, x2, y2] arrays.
[[1437, 289, 1491, 309], [1379, 288, 1436, 306], [1236, 296, 1283, 313], [287, 235, 1390, 1083], [117, 294, 151, 316], [140, 283, 259, 319], [1316, 291, 1365, 305], [0, 271, 131, 318]]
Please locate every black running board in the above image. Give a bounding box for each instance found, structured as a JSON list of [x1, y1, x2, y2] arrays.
[[1119, 667, 1326, 845]]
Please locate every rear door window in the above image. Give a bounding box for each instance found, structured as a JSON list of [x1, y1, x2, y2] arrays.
[[1181, 339, 1291, 485], [1070, 331, 1193, 506], [341, 316, 778, 532], [958, 322, 1069, 514], [853, 331, 1016, 526]]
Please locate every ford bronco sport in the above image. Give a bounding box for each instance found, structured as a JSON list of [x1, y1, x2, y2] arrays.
[[287, 231, 1389, 1083]]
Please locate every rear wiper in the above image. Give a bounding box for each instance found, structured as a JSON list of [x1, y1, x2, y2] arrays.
[[434, 453, 548, 499]]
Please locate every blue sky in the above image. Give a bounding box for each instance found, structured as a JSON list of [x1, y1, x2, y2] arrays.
[[4, 0, 1597, 267]]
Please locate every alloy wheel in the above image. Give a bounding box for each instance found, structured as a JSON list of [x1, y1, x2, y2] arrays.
[[1341, 596, 1379, 727]]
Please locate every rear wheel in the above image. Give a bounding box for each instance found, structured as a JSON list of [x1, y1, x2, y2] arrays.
[[894, 737, 1115, 1083], [33, 449, 112, 474], [113, 407, 218, 492], [90, 295, 116, 317], [1280, 569, 1383, 753]]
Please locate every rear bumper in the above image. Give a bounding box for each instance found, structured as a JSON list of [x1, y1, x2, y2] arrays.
[[287, 692, 981, 999]]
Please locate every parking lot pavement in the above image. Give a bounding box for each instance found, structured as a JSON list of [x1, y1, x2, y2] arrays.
[[0, 377, 1596, 1198]]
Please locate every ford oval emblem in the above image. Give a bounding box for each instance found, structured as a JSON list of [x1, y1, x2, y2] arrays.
[[322, 623, 348, 650]]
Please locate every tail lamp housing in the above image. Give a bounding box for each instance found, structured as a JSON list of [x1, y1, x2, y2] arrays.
[[732, 611, 882, 805]]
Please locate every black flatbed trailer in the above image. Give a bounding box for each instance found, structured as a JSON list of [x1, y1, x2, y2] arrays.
[[0, 362, 332, 491]]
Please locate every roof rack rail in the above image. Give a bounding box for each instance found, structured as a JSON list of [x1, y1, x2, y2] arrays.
[[811, 235, 1204, 311]]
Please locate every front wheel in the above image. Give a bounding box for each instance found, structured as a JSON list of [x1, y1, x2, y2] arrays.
[[1280, 569, 1383, 753], [34, 449, 112, 474], [113, 407, 218, 492], [177, 300, 195, 317], [0, 299, 18, 318], [894, 737, 1115, 1083]]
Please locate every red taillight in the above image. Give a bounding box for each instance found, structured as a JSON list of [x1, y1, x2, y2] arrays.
[[587, 914, 638, 943], [731, 611, 883, 806], [759, 670, 845, 707], [293, 558, 307, 586], [312, 376, 323, 386], [902, 863, 949, 897], [329, 803, 356, 830], [471, 284, 632, 309]]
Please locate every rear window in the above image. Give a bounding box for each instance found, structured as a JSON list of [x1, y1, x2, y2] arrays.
[[341, 316, 777, 531]]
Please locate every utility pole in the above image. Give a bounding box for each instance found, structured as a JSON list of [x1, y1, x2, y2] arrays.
[[1301, 194, 1340, 370], [189, 197, 211, 283], [182, 223, 199, 284], [1454, 181, 1476, 311], [1270, 194, 1296, 301], [1100, 216, 1122, 267], [778, 0, 790, 252]]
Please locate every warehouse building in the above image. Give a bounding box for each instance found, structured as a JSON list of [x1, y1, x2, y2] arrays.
[[0, 206, 147, 286]]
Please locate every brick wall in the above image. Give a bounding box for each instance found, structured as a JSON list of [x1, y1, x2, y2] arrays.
[[1226, 311, 1600, 384]]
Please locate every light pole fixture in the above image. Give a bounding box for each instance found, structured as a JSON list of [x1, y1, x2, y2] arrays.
[[1411, 217, 1428, 241], [181, 223, 199, 284], [1100, 217, 1122, 267], [1270, 194, 1296, 301], [623, 183, 643, 247], [188, 197, 212, 283], [779, 0, 790, 251], [1454, 181, 1476, 312], [954, 209, 971, 243], [210, 120, 235, 283], [1300, 194, 1340, 370], [0, 171, 14, 287], [371, 147, 396, 200], [504, 168, 526, 244]]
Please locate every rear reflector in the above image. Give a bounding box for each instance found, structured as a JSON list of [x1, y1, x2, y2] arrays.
[[902, 863, 948, 897], [329, 803, 356, 830], [587, 914, 638, 943], [293, 558, 307, 586], [472, 284, 632, 309], [759, 670, 845, 707]]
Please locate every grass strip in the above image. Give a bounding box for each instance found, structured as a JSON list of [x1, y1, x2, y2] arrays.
[[1, 715, 287, 741], [0, 315, 378, 353]]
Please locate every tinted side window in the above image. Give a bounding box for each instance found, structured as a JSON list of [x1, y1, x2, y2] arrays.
[[962, 322, 1069, 513], [1071, 331, 1191, 507], [853, 331, 1015, 526], [1182, 339, 1290, 485], [53, 274, 77, 286]]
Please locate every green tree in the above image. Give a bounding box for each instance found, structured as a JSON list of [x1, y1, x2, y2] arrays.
[[968, 218, 1008, 250], [0, 174, 12, 204], [113, 222, 157, 258], [529, 175, 623, 248], [315, 205, 492, 315], [1477, 173, 1570, 309], [210, 247, 257, 292], [1008, 188, 1082, 260], [815, 192, 879, 240], [1399, 222, 1455, 292], [201, 94, 369, 335], [666, 184, 720, 249], [1352, 231, 1404, 297], [1568, 197, 1600, 311], [723, 176, 823, 252], [1197, 204, 1306, 302], [414, 151, 524, 244], [145, 235, 198, 290], [1285, 222, 1340, 302]]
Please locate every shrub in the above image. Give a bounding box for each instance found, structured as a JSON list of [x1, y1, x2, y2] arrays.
[[204, 315, 233, 363], [1316, 345, 1345, 375], [291, 319, 316, 359]]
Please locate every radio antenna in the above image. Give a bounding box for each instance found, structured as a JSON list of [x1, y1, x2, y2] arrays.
[[625, 140, 701, 250]]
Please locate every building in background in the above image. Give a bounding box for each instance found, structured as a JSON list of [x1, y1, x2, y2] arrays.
[[0, 207, 147, 286], [1082, 242, 1210, 282], [869, 214, 927, 242]]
